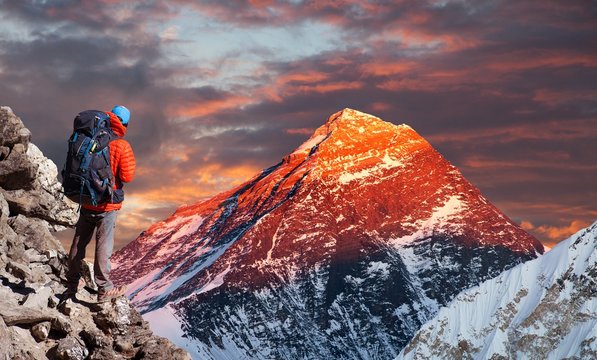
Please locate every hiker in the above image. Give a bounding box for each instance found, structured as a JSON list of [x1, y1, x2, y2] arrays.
[[63, 105, 136, 302]]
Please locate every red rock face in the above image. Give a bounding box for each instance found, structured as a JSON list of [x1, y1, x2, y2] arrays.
[[111, 108, 543, 358]]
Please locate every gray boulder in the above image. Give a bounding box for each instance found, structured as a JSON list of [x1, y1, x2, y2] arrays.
[[80, 328, 111, 349], [0, 107, 77, 227], [5, 260, 31, 281], [0, 190, 8, 223], [0, 145, 78, 229], [21, 286, 54, 308], [0, 145, 38, 189], [0, 301, 56, 326], [1, 185, 77, 229], [26, 143, 78, 228], [0, 192, 15, 260], [93, 297, 142, 335], [0, 145, 9, 160], [137, 337, 193, 360], [2, 225, 24, 264], [0, 106, 31, 149], [55, 336, 89, 360], [30, 321, 51, 341], [8, 214, 63, 252], [2, 188, 54, 219], [0, 316, 48, 360], [0, 318, 11, 358]]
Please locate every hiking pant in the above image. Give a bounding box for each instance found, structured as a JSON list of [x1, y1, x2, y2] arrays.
[[66, 209, 117, 293]]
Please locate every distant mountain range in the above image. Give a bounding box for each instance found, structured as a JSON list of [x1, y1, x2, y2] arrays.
[[112, 109, 544, 359], [399, 220, 596, 359]]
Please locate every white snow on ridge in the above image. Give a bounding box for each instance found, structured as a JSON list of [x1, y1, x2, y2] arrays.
[[195, 265, 232, 296], [389, 195, 467, 247], [338, 151, 406, 184], [125, 268, 163, 298], [159, 215, 205, 249], [130, 241, 233, 310], [398, 220, 597, 360], [292, 134, 326, 154]]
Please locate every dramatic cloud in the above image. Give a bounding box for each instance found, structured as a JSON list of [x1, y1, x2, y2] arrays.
[[1, 0, 596, 253], [521, 219, 593, 249]]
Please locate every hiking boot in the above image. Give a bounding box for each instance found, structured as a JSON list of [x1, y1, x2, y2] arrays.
[[59, 286, 78, 302], [97, 286, 126, 303]]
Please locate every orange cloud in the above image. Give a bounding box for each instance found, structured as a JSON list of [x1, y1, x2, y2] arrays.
[[276, 71, 329, 84], [294, 81, 363, 93], [462, 156, 597, 171], [371, 102, 392, 111], [131, 163, 263, 205], [373, 27, 482, 52], [426, 118, 597, 145], [102, 161, 265, 249], [502, 202, 597, 217], [520, 220, 535, 231], [255, 68, 364, 102], [263, 77, 364, 100], [375, 67, 486, 92], [521, 219, 592, 245], [173, 94, 253, 118], [286, 128, 315, 135], [487, 51, 597, 72], [360, 61, 417, 76], [533, 88, 597, 105], [268, 67, 361, 90]]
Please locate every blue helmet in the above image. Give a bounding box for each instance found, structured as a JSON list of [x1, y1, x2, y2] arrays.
[[111, 105, 131, 126]]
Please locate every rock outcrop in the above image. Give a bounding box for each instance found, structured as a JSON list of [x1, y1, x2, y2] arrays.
[[0, 106, 191, 360]]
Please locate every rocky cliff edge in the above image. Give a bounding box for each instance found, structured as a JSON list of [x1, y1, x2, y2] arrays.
[[0, 106, 190, 360]]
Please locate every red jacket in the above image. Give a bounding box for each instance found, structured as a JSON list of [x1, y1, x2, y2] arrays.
[[83, 112, 135, 212]]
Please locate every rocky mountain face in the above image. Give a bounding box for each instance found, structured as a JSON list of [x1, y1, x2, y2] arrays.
[[0, 106, 189, 360], [112, 108, 544, 359], [399, 220, 597, 360]]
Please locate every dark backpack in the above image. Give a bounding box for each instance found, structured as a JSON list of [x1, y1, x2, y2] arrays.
[[62, 110, 121, 206]]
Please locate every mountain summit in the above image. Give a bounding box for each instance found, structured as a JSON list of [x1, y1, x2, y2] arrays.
[[112, 109, 544, 359]]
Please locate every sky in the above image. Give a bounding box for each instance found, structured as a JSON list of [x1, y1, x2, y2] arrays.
[[0, 0, 595, 251]]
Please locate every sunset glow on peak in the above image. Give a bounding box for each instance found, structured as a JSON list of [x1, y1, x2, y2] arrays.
[[0, 1, 593, 251]]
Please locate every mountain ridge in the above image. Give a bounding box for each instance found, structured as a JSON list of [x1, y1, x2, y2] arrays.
[[399, 219, 597, 359]]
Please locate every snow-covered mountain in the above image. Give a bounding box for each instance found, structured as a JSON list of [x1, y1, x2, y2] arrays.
[[111, 108, 544, 359], [399, 220, 597, 360]]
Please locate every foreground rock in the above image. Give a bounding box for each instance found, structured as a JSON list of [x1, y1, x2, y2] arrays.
[[0, 106, 191, 359]]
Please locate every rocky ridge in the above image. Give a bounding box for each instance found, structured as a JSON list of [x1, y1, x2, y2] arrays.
[[0, 106, 190, 360]]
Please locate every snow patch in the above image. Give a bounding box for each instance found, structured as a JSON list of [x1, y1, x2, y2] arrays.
[[195, 266, 232, 296], [131, 240, 234, 310], [125, 268, 163, 298], [366, 261, 390, 278], [292, 134, 326, 154], [390, 195, 467, 247], [338, 151, 406, 185]]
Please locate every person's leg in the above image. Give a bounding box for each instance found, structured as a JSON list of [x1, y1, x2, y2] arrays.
[[94, 210, 117, 294], [65, 210, 96, 293]]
